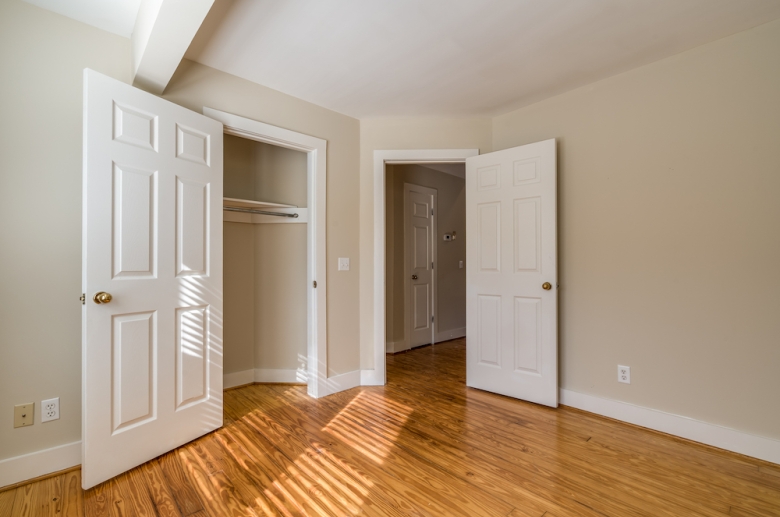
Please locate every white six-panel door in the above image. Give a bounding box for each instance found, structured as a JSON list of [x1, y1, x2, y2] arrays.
[[404, 184, 436, 348], [82, 69, 223, 488], [465, 140, 557, 407]]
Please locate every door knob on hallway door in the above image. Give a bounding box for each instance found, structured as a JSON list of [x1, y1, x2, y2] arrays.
[[412, 274, 418, 280], [542, 282, 552, 290], [93, 292, 113, 304]]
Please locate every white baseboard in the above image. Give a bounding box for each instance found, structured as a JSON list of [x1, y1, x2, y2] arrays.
[[0, 440, 81, 489], [385, 340, 402, 354], [224, 368, 307, 389], [560, 389, 780, 465], [436, 326, 466, 343], [386, 340, 410, 354], [255, 368, 306, 383], [319, 369, 362, 397], [224, 369, 255, 389], [361, 369, 385, 386]]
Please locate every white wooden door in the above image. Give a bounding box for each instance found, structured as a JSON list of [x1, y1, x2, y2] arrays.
[[465, 140, 557, 407], [82, 69, 223, 488], [405, 184, 436, 348]]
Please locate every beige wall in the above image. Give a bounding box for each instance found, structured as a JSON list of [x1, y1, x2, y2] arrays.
[[359, 118, 492, 368], [254, 224, 308, 372], [385, 164, 466, 347], [493, 19, 780, 440], [0, 1, 131, 461], [164, 60, 361, 378], [223, 222, 255, 374]]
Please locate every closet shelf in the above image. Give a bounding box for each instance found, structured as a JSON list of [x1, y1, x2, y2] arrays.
[[223, 197, 298, 210], [223, 197, 307, 224]]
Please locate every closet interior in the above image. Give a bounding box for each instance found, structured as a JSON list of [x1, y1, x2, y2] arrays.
[[223, 133, 309, 384]]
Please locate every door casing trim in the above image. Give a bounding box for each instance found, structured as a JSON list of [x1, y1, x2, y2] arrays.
[[368, 149, 479, 386]]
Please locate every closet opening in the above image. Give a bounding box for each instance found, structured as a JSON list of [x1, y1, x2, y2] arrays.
[[206, 108, 328, 398], [224, 134, 308, 385]]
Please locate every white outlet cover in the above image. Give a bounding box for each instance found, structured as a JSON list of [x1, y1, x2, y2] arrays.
[[41, 397, 60, 423], [338, 257, 350, 271], [618, 365, 631, 384]]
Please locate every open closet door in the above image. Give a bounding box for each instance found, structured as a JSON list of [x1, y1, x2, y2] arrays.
[[82, 69, 223, 489], [465, 139, 557, 407]]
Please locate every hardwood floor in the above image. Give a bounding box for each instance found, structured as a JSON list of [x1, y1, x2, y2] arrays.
[[2, 339, 779, 516]]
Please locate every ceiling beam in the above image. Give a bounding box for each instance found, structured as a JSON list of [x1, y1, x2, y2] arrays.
[[131, 0, 214, 94]]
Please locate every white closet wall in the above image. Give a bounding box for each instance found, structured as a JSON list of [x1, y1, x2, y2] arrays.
[[223, 134, 308, 380]]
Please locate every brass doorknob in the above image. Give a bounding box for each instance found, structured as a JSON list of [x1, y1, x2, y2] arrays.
[[93, 292, 113, 304], [542, 282, 552, 290], [412, 274, 418, 280]]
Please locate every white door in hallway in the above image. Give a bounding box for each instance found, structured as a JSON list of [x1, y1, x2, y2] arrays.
[[405, 183, 436, 349], [82, 69, 223, 488], [465, 139, 557, 407]]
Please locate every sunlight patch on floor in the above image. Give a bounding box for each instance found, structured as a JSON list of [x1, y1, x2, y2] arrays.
[[214, 389, 413, 516], [322, 391, 413, 466]]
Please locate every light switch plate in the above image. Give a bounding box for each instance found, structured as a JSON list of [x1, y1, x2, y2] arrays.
[[338, 258, 350, 271], [14, 403, 34, 428]]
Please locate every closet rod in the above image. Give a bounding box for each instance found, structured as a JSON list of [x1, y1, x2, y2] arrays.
[[223, 206, 299, 218]]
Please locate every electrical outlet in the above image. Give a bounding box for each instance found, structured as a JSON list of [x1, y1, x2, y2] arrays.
[[41, 397, 60, 423], [14, 403, 34, 428], [618, 365, 631, 384], [338, 258, 350, 271]]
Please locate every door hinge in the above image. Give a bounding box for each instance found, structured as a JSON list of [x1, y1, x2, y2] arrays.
[[431, 262, 434, 270], [431, 316, 434, 322], [431, 208, 434, 215], [313, 281, 317, 288], [79, 293, 86, 305]]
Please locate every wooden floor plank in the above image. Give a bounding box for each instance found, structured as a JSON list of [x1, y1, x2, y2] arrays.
[[0, 490, 16, 517], [114, 470, 157, 517], [158, 453, 205, 516], [138, 460, 182, 517], [60, 470, 83, 517], [176, 441, 261, 517], [11, 484, 36, 517]]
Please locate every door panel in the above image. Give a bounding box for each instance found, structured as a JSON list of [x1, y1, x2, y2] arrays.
[[477, 295, 501, 367], [513, 197, 541, 273], [513, 297, 541, 373], [466, 139, 557, 407], [176, 306, 209, 408], [83, 69, 223, 489], [412, 284, 430, 331], [111, 311, 156, 432], [112, 165, 157, 278], [478, 202, 501, 272], [176, 177, 209, 276]]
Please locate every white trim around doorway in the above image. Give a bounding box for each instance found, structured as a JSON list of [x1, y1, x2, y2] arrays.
[[364, 149, 479, 387], [203, 107, 329, 399]]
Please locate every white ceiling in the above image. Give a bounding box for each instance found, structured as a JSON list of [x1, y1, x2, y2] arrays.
[[24, 0, 141, 38], [186, 0, 780, 118]]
